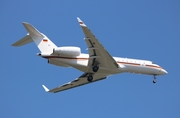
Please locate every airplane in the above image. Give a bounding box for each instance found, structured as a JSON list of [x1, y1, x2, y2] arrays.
[[12, 17, 168, 93]]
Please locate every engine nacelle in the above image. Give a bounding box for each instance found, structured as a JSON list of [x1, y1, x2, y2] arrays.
[[53, 46, 81, 57]]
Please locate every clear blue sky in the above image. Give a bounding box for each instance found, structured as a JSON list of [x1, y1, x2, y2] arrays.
[[1, 0, 180, 118]]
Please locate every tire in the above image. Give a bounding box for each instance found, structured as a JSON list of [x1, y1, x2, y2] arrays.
[[87, 75, 93, 82], [153, 79, 157, 83], [92, 66, 99, 72]]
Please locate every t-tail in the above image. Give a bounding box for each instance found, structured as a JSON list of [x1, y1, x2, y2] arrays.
[[12, 22, 57, 54]]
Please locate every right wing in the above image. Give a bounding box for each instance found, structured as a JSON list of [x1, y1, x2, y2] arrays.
[[42, 73, 107, 93], [77, 17, 119, 71]]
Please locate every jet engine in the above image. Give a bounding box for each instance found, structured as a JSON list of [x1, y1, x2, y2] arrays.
[[53, 46, 81, 57]]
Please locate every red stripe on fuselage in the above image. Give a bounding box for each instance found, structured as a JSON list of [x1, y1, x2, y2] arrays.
[[42, 56, 88, 60], [42, 56, 162, 69]]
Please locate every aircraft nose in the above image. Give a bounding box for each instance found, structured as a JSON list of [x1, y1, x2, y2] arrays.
[[160, 69, 168, 75]]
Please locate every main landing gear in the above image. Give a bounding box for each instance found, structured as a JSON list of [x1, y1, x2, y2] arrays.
[[92, 66, 99, 72], [87, 74, 93, 82], [87, 66, 99, 82], [153, 75, 157, 83]]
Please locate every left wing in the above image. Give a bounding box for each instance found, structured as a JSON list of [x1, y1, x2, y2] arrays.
[[42, 73, 107, 93]]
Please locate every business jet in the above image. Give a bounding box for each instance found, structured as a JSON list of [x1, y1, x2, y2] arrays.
[[12, 17, 167, 93]]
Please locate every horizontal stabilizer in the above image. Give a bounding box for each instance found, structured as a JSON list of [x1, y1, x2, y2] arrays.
[[12, 35, 33, 46], [22, 22, 44, 37], [12, 22, 57, 53], [42, 85, 49, 92]]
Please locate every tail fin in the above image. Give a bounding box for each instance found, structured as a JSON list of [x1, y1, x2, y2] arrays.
[[12, 22, 57, 53]]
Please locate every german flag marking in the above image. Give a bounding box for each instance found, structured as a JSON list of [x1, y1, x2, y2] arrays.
[[43, 39, 48, 42]]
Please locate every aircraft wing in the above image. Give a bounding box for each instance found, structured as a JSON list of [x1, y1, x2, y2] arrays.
[[42, 73, 107, 93], [77, 17, 119, 71]]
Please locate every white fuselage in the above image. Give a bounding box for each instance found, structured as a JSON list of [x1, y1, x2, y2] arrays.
[[12, 19, 168, 93], [41, 53, 167, 76]]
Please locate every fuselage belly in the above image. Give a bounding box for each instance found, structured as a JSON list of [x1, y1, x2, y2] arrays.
[[43, 54, 166, 76]]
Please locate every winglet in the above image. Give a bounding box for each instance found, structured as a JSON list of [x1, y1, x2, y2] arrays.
[[77, 17, 86, 27], [42, 85, 49, 92]]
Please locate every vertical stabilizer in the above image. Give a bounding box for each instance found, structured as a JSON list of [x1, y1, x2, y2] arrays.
[[12, 22, 57, 54]]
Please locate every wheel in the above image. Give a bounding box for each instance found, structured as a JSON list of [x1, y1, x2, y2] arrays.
[[153, 75, 157, 83], [153, 79, 157, 83], [87, 75, 93, 82], [92, 66, 99, 72]]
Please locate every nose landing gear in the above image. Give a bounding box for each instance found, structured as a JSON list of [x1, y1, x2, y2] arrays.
[[153, 75, 157, 83]]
